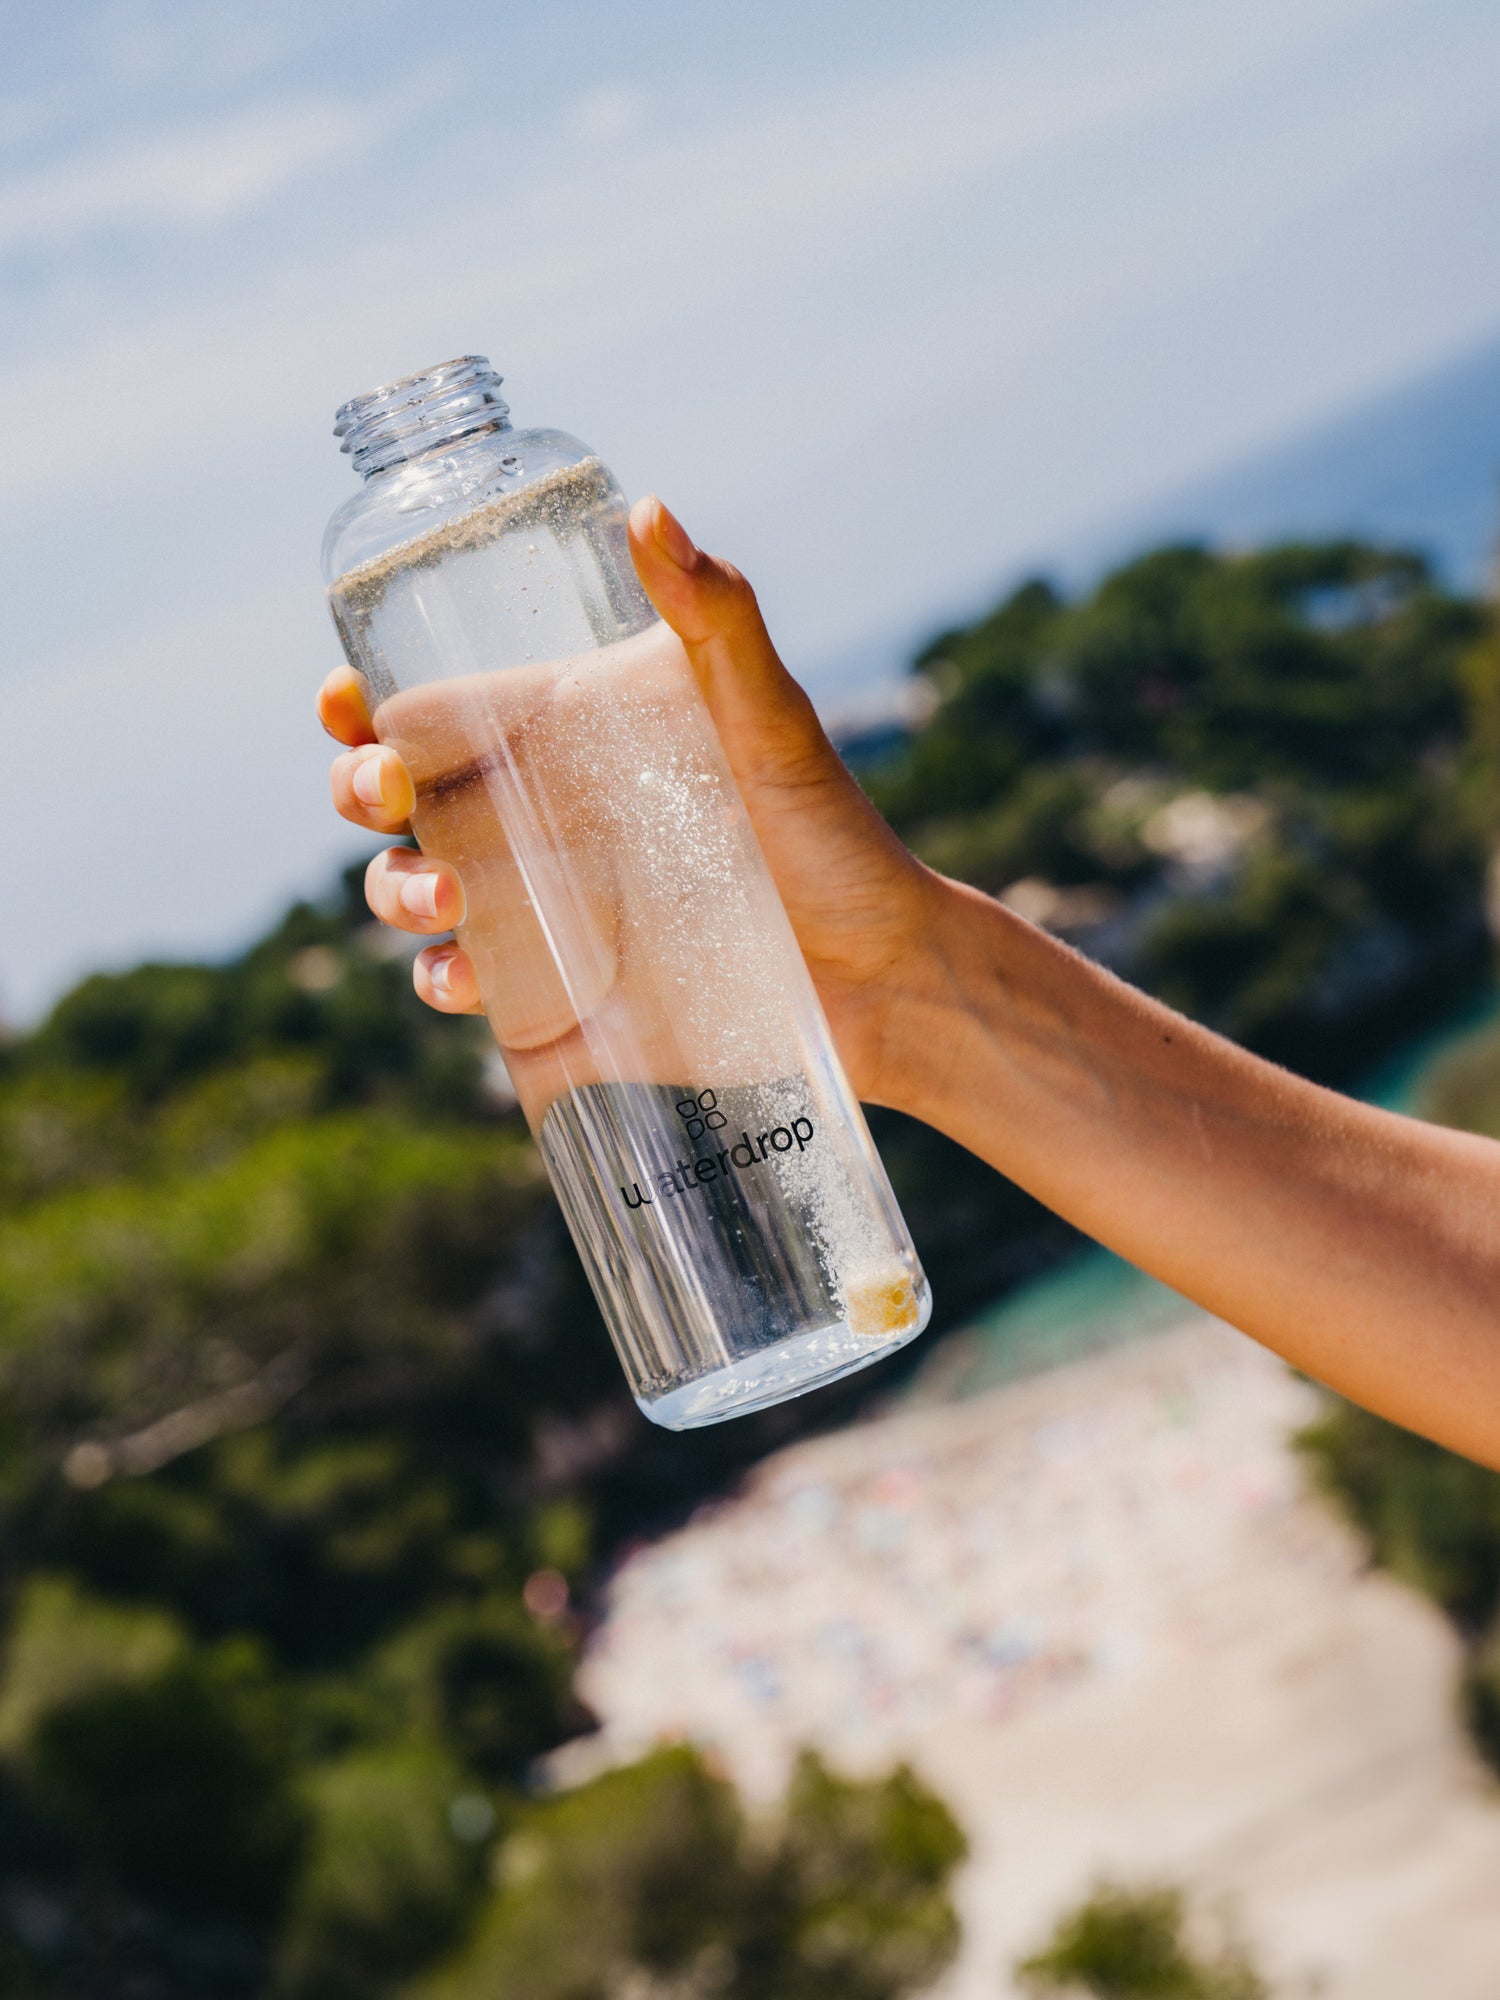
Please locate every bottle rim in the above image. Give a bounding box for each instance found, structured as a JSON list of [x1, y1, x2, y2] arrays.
[[333, 355, 511, 478]]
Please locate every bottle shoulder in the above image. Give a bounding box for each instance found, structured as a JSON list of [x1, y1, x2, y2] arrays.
[[320, 426, 612, 587]]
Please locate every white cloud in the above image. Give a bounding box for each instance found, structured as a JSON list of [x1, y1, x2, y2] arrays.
[[2, 0, 1491, 533], [4, 0, 1500, 1012], [565, 84, 646, 147], [0, 95, 375, 253]]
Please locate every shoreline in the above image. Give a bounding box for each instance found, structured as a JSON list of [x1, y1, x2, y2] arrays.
[[568, 1315, 1500, 1997]]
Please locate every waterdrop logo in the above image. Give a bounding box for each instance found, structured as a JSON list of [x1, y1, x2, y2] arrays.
[[675, 1089, 728, 1141], [616, 1090, 817, 1213]]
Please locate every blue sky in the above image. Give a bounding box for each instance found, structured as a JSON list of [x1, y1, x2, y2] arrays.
[[5, 0, 1500, 1019]]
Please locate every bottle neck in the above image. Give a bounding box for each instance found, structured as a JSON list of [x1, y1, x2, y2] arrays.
[[334, 356, 512, 479]]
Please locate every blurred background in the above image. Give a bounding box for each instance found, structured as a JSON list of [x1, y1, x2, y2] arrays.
[[6, 0, 1500, 1994]]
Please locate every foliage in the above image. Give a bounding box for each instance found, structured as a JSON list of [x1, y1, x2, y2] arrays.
[[1296, 1401, 1500, 1634], [870, 540, 1493, 1081], [765, 1751, 966, 2000], [1461, 1630, 1500, 1778], [273, 1746, 482, 2000], [0, 532, 1492, 1988], [0, 865, 970, 1994], [855, 540, 1500, 1326], [412, 1746, 964, 2000], [1415, 1013, 1500, 1139], [30, 1638, 305, 1926], [1016, 1883, 1266, 1999], [1292, 1009, 1500, 1778]]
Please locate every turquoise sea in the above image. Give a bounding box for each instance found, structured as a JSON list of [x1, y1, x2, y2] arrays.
[[904, 985, 1500, 1407]]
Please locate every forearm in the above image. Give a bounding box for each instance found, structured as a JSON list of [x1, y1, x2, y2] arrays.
[[887, 873, 1500, 1467]]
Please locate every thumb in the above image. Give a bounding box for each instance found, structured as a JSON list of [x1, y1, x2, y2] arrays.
[[626, 495, 837, 789]]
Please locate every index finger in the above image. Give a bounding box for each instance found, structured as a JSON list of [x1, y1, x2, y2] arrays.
[[318, 666, 377, 747]]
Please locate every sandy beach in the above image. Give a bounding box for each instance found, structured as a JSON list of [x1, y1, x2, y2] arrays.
[[568, 1316, 1500, 1997]]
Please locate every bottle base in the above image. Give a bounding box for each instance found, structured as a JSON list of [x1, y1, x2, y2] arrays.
[[636, 1281, 933, 1430]]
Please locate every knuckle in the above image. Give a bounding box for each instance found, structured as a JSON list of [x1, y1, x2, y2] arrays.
[[363, 853, 394, 908], [713, 560, 758, 616]]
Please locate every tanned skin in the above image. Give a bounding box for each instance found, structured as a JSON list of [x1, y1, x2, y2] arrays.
[[322, 495, 1500, 1471]]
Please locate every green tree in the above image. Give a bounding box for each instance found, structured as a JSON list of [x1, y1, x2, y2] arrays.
[[869, 538, 1489, 1083], [30, 1639, 305, 1926], [412, 1746, 965, 2000], [760, 1752, 966, 2000], [0, 527, 1489, 1990], [1296, 1400, 1500, 1635], [1017, 1883, 1266, 2000], [1290, 1012, 1500, 1779], [273, 1746, 483, 2000]]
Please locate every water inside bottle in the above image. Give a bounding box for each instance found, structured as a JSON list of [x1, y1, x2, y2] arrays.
[[542, 1080, 924, 1426], [329, 460, 928, 1423]]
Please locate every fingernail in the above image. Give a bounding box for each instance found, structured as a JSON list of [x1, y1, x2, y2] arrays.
[[426, 951, 454, 1000], [651, 498, 698, 572], [400, 873, 441, 920], [352, 754, 385, 809]]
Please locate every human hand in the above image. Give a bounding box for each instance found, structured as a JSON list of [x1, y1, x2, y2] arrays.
[[320, 496, 938, 1105]]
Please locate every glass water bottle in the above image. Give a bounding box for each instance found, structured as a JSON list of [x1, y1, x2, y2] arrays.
[[322, 356, 931, 1427]]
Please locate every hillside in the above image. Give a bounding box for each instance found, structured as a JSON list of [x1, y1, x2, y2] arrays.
[[869, 537, 1494, 1081], [0, 533, 1495, 1994]]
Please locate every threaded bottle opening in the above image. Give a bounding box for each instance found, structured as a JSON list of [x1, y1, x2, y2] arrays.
[[334, 355, 512, 478]]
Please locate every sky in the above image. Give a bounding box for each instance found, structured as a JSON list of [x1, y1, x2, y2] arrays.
[[4, 0, 1500, 1021]]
